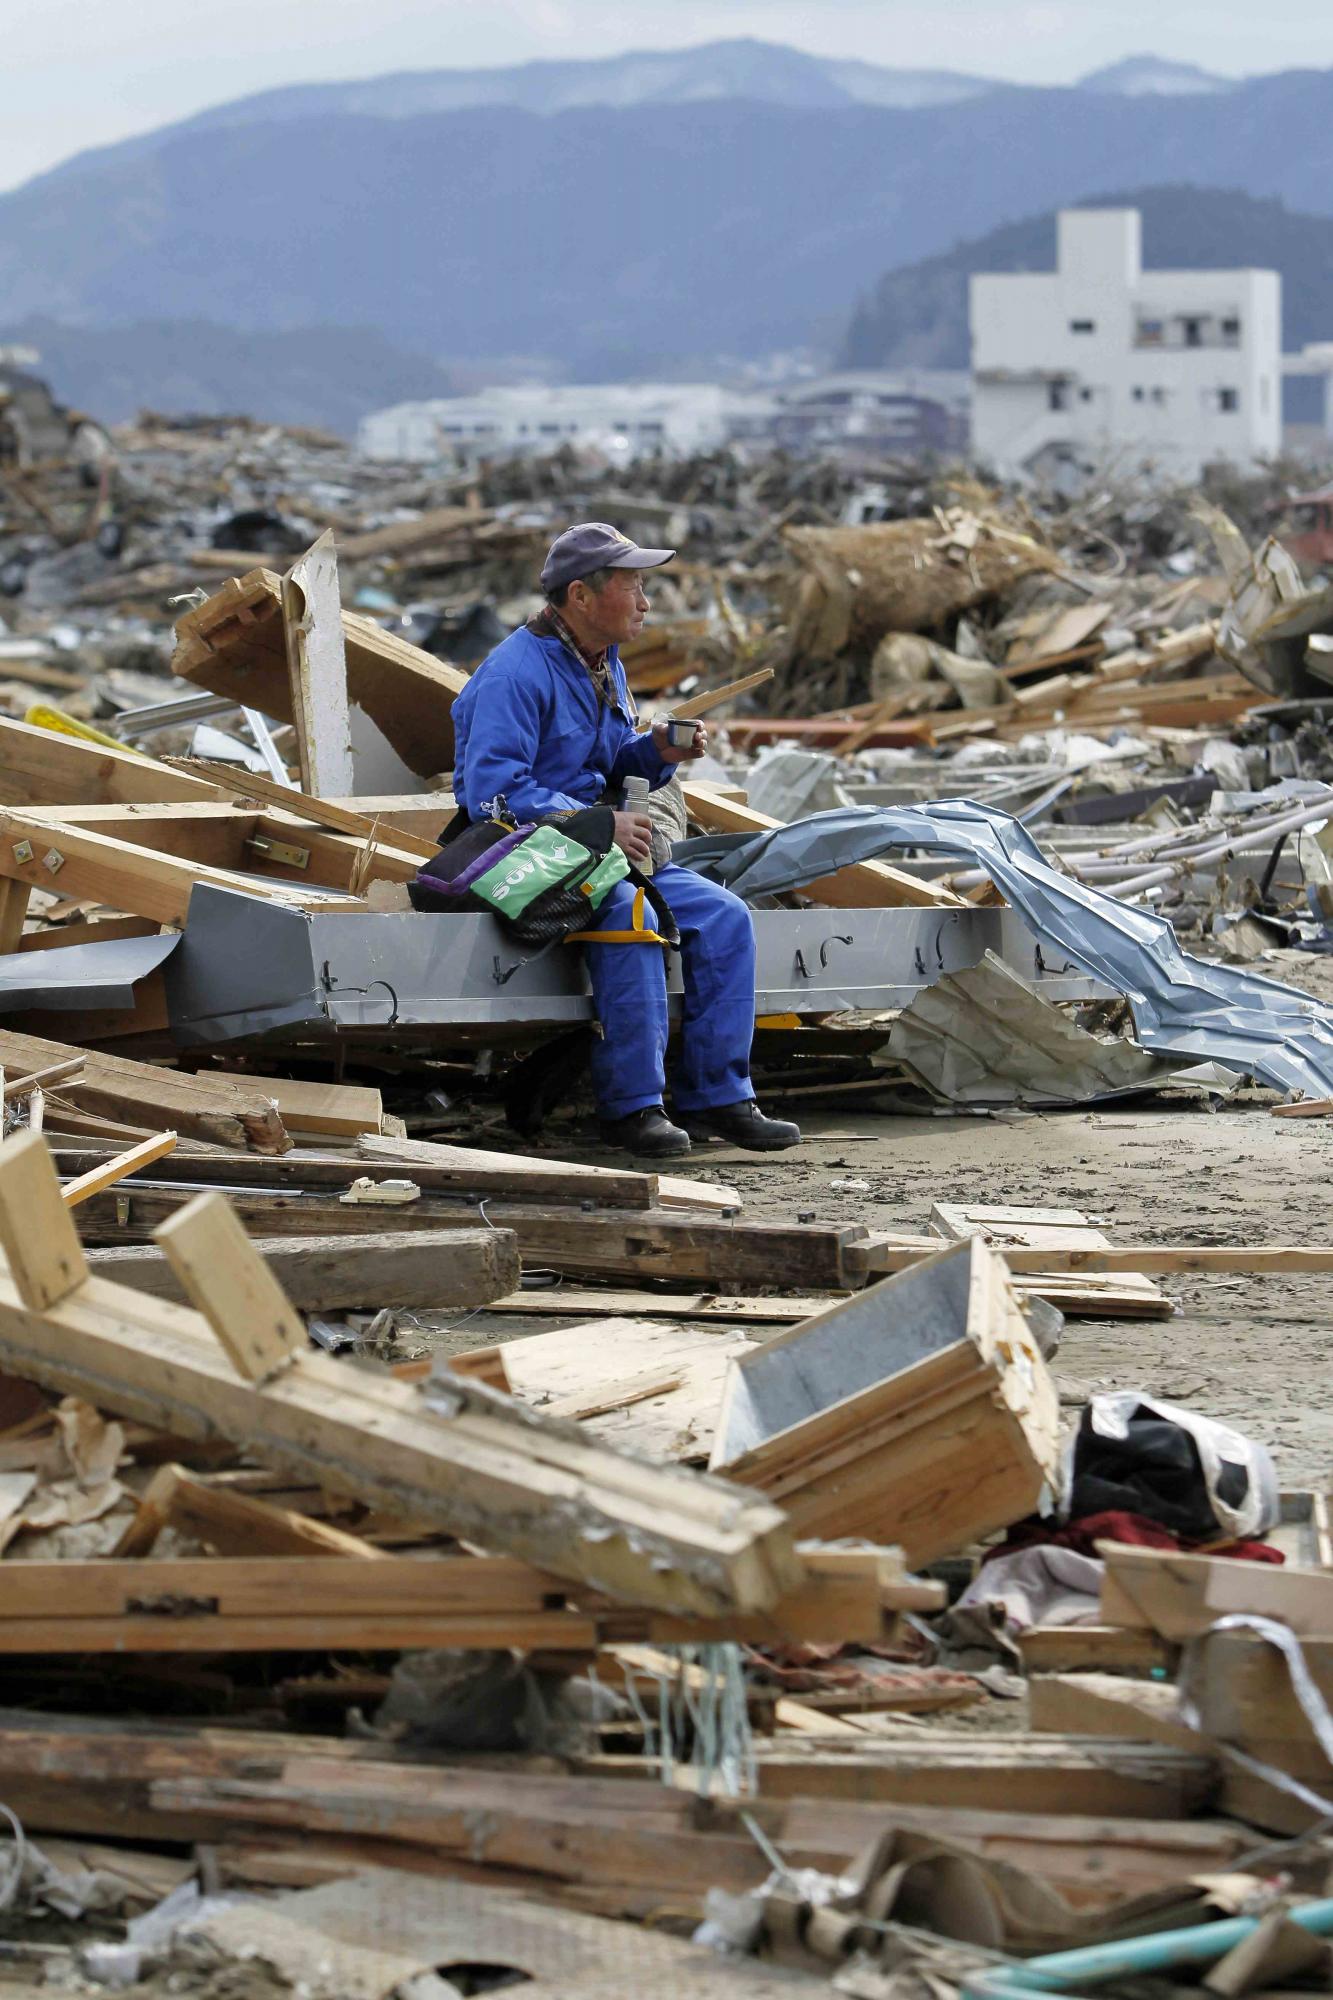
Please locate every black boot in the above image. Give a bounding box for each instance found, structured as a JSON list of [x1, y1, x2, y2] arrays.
[[678, 1100, 801, 1152], [598, 1105, 692, 1158]]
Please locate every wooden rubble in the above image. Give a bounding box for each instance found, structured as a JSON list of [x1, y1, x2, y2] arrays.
[[0, 554, 1327, 1970]]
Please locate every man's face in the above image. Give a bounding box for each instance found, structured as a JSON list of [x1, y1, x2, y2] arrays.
[[569, 568, 650, 647]]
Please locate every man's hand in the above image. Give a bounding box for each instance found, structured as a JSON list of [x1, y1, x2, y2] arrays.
[[613, 811, 654, 866], [653, 719, 708, 764]]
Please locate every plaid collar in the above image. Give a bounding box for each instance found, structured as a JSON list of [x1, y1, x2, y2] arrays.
[[529, 603, 610, 684]]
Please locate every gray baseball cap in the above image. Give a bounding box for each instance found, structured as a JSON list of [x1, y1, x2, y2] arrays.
[[540, 521, 675, 593]]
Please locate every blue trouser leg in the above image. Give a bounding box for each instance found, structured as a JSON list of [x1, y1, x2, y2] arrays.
[[585, 863, 757, 1120]]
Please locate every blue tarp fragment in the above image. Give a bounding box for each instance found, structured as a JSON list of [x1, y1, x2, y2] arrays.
[[678, 798, 1333, 1099]]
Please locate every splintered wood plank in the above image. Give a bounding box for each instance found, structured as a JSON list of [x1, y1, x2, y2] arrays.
[[0, 1130, 89, 1308], [113, 1464, 387, 1561], [283, 532, 354, 797], [172, 568, 468, 777], [251, 1077, 383, 1139], [0, 1028, 289, 1154], [155, 1192, 308, 1383], [62, 1131, 178, 1208], [681, 782, 965, 910], [0, 1142, 799, 1616]]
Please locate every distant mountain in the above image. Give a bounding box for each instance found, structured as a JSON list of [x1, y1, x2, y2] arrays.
[[1078, 56, 1232, 96], [0, 318, 456, 434], [840, 186, 1333, 374], [53, 39, 999, 170], [1, 48, 1329, 392]]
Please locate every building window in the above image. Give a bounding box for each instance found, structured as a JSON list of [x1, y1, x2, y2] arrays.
[[1219, 387, 1240, 413], [1221, 316, 1241, 341], [1132, 386, 1145, 402], [1079, 387, 1093, 402], [1150, 387, 1167, 406], [1048, 383, 1070, 412], [1183, 317, 1204, 348], [1136, 318, 1164, 346], [1070, 319, 1095, 334]]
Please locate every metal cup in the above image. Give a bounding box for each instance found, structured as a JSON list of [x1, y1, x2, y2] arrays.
[[663, 717, 696, 749]]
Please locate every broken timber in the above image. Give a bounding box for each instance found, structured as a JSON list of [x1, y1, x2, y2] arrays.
[[0, 1030, 289, 1153], [73, 1186, 876, 1290], [85, 1228, 521, 1312], [711, 1237, 1060, 1565], [172, 566, 468, 777], [0, 1132, 801, 1616], [0, 1546, 899, 1653]]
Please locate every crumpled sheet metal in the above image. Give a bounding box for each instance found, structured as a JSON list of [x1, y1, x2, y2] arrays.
[[0, 931, 179, 1013], [879, 949, 1182, 1107], [677, 799, 1333, 1098]]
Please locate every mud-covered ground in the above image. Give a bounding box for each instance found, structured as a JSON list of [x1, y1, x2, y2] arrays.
[[416, 1071, 1332, 1486]]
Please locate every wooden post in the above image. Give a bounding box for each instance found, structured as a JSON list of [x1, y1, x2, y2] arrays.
[[0, 879, 30, 955], [283, 531, 354, 797], [0, 1129, 88, 1308], [155, 1191, 306, 1384]]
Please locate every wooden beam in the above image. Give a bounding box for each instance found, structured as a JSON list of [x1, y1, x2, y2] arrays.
[[680, 782, 965, 910], [0, 1028, 290, 1153], [0, 878, 30, 954], [0, 1142, 800, 1616], [166, 761, 440, 861], [249, 1076, 383, 1139], [85, 1227, 522, 1313], [52, 1140, 658, 1212], [0, 1544, 901, 1654], [74, 1186, 873, 1289], [0, 712, 221, 810], [156, 1192, 308, 1383], [866, 1237, 1333, 1277], [62, 1130, 178, 1207], [0, 807, 366, 924], [0, 1130, 88, 1308], [24, 802, 424, 893]]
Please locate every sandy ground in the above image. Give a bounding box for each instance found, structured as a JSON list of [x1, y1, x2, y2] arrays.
[[416, 1091, 1333, 1491], [685, 1097, 1333, 1488]]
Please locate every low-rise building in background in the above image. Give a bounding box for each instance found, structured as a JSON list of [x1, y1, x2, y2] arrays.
[[970, 208, 1281, 481]]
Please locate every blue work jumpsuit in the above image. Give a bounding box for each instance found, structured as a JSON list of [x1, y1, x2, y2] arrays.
[[450, 624, 757, 1120]]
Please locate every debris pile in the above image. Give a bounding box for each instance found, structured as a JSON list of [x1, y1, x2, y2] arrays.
[[0, 396, 1327, 1997]]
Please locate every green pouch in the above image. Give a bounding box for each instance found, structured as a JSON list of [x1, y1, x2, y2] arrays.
[[471, 823, 616, 918], [577, 846, 631, 910]]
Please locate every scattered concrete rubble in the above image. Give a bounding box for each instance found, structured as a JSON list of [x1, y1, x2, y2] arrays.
[[0, 399, 1327, 1998]]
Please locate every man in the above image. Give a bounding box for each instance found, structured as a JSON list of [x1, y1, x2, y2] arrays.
[[449, 521, 800, 1159]]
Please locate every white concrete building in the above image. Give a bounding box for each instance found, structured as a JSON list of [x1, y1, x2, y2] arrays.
[[970, 209, 1281, 480], [358, 382, 746, 464]]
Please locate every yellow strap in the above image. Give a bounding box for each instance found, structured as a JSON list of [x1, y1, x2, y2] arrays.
[[568, 887, 668, 945], [566, 928, 668, 945]]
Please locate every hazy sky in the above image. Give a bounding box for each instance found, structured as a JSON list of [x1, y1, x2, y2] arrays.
[[6, 0, 1330, 193]]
